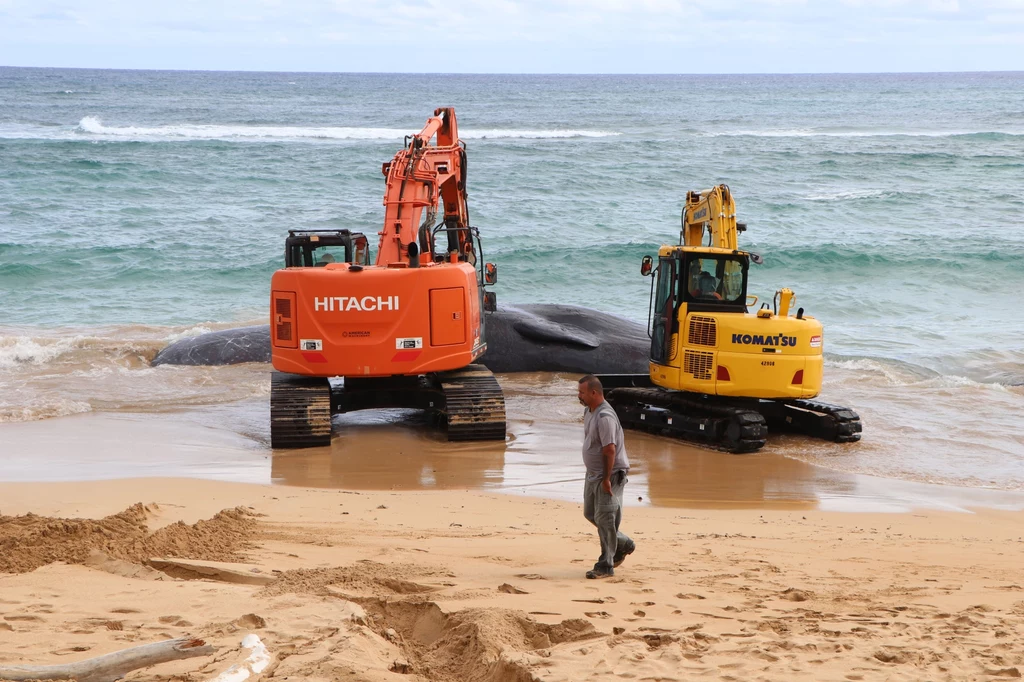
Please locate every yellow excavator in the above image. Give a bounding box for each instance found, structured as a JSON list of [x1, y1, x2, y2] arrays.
[[598, 185, 861, 453]]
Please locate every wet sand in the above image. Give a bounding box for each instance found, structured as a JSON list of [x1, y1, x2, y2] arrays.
[[3, 373, 1023, 513]]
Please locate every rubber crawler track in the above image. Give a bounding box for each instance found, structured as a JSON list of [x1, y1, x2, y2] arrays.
[[437, 364, 507, 441], [604, 386, 862, 453], [270, 372, 332, 449], [606, 387, 768, 454], [764, 398, 863, 443]]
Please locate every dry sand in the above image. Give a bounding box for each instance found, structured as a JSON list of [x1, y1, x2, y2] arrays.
[[2, 477, 1023, 681]]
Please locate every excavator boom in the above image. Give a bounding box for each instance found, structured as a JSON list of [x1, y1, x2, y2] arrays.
[[682, 184, 743, 251], [377, 107, 471, 266]]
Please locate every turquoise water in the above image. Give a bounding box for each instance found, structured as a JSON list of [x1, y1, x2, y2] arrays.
[[1, 67, 1022, 489]]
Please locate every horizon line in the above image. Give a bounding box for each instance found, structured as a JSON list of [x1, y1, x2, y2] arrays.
[[2, 64, 1023, 77]]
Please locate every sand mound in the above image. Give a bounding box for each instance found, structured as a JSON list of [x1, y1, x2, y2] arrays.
[[362, 599, 600, 682], [259, 560, 444, 598], [0, 503, 257, 573]]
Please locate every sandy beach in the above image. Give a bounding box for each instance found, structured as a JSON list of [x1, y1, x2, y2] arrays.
[[3, 475, 1024, 682]]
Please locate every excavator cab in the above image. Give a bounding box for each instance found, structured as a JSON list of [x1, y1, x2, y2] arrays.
[[650, 249, 749, 365], [284, 229, 371, 268], [682, 254, 748, 307]]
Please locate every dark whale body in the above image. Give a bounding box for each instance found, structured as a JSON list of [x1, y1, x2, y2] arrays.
[[151, 304, 649, 375], [152, 325, 273, 366]]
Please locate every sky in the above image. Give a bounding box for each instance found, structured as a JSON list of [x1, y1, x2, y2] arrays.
[[1, 0, 1022, 74]]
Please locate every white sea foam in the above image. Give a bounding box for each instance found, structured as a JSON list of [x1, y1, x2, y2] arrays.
[[826, 356, 1012, 390], [164, 325, 214, 343], [0, 335, 80, 368], [806, 189, 896, 201], [706, 128, 1022, 138], [0, 397, 93, 423], [64, 117, 619, 142]]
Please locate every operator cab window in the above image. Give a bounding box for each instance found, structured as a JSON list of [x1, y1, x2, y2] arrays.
[[313, 247, 345, 266], [285, 231, 372, 268], [684, 256, 746, 305]]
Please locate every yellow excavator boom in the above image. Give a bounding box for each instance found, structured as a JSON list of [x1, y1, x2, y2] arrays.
[[681, 184, 743, 251]]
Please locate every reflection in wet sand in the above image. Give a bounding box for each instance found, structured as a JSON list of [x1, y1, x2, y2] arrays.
[[270, 374, 833, 509], [268, 373, 1024, 513], [4, 372, 1023, 513], [630, 431, 827, 510], [272, 409, 507, 490], [270, 413, 830, 509]]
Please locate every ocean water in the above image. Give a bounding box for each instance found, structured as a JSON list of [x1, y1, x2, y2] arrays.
[[1, 67, 1022, 491]]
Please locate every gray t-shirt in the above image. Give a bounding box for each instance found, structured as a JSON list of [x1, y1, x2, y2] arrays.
[[582, 401, 630, 482]]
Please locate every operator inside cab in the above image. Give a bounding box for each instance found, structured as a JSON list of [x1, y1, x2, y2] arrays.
[[688, 263, 722, 301]]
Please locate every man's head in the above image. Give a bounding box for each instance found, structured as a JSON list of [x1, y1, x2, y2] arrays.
[[577, 374, 604, 409], [698, 272, 716, 295], [319, 252, 336, 264]]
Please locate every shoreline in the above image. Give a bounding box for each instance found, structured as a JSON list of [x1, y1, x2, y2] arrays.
[[2, 407, 1024, 514]]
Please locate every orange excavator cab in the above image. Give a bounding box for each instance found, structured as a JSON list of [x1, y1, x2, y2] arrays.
[[269, 108, 505, 448]]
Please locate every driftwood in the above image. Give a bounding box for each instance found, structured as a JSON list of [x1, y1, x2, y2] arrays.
[[147, 558, 275, 585], [0, 637, 216, 682]]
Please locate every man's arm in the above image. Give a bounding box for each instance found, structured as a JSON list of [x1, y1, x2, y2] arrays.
[[598, 413, 617, 494], [601, 443, 616, 494]]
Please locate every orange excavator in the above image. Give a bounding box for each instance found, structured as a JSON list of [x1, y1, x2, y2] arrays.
[[269, 107, 505, 448]]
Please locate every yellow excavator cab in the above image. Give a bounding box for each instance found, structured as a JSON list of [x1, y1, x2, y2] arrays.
[[648, 244, 823, 400]]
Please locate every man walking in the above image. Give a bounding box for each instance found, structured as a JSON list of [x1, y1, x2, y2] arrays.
[[577, 374, 635, 579]]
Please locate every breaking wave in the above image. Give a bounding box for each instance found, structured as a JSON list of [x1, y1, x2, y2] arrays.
[[67, 117, 621, 142], [0, 327, 270, 424], [707, 128, 1024, 139]]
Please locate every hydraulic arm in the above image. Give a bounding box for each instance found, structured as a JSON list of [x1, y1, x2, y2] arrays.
[[377, 107, 474, 266]]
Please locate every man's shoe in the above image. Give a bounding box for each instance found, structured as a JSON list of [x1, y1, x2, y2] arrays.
[[613, 542, 635, 568], [586, 567, 614, 579]]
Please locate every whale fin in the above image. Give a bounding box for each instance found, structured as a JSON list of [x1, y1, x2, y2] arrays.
[[512, 316, 601, 349]]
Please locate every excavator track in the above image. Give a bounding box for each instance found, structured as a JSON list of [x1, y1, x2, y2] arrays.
[[606, 386, 767, 454], [270, 372, 332, 449], [437, 364, 507, 441], [758, 398, 863, 443]]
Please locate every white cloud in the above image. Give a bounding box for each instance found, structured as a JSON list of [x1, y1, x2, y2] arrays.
[[0, 0, 1022, 71]]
